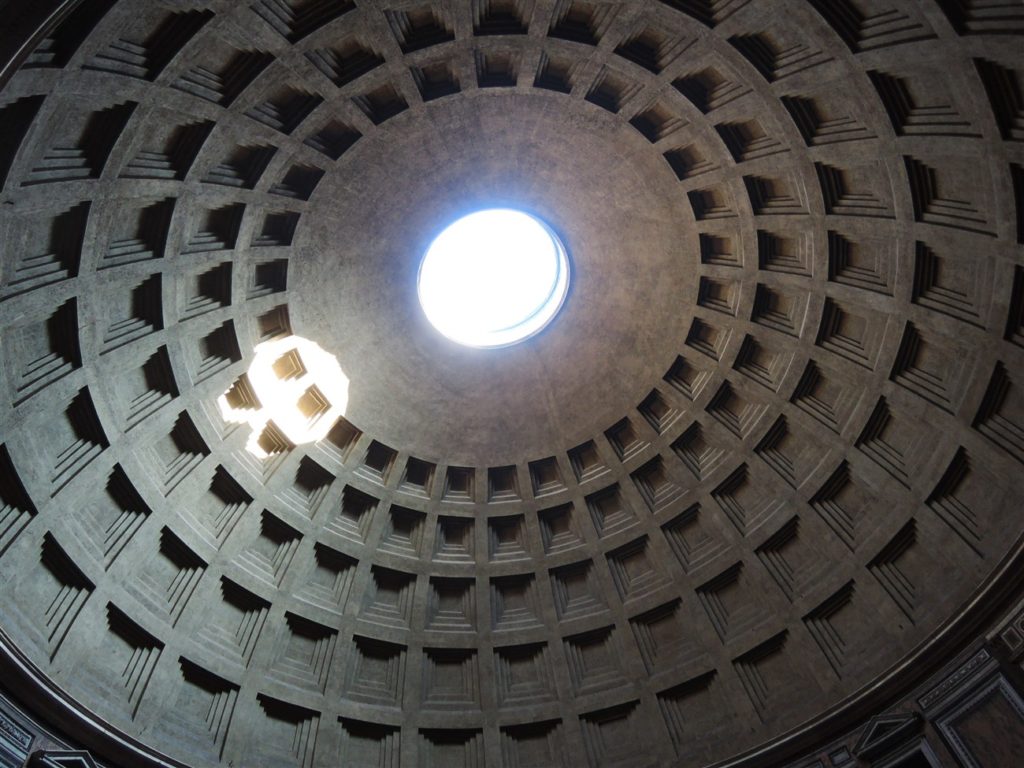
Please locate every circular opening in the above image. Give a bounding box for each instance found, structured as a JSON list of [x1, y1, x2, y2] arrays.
[[418, 208, 570, 348]]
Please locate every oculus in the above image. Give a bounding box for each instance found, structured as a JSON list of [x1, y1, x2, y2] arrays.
[[417, 208, 570, 348]]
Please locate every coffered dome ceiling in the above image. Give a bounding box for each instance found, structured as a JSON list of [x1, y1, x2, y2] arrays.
[[0, 1, 1022, 766]]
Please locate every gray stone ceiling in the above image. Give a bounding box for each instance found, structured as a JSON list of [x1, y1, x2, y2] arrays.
[[0, 1, 1022, 766]]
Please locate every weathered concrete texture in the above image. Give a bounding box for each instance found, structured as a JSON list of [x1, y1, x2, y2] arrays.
[[297, 91, 698, 465], [0, 0, 1022, 767]]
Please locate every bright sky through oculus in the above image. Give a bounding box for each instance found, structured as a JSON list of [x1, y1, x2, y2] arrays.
[[418, 209, 570, 348]]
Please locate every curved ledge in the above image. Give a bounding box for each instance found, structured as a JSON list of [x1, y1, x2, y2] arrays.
[[711, 532, 1024, 767], [0, 626, 186, 768]]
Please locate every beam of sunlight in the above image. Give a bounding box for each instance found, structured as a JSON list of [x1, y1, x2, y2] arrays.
[[218, 335, 349, 458], [418, 208, 570, 348]]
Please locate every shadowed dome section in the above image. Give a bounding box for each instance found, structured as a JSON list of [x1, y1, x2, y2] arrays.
[[417, 208, 570, 348]]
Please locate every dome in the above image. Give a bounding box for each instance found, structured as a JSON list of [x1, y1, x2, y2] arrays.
[[1, 1, 1023, 767]]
